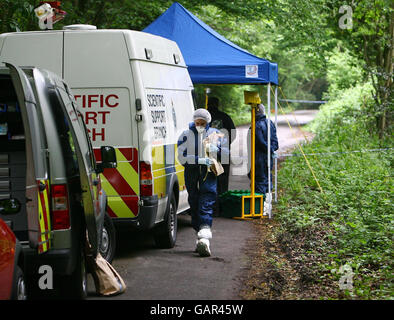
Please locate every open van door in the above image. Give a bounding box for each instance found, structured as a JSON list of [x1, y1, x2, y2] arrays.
[[7, 63, 52, 254], [35, 70, 101, 255]]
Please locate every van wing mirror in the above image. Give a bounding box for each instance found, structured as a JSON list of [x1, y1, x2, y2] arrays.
[[0, 198, 22, 215], [97, 146, 117, 173]]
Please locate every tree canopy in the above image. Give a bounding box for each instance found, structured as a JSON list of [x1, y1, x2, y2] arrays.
[[0, 0, 392, 135]]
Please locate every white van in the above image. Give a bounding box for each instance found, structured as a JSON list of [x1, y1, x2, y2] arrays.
[[0, 25, 194, 248]]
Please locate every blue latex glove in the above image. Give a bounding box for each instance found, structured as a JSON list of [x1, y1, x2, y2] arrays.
[[198, 157, 214, 165], [273, 152, 278, 159], [206, 143, 219, 153]]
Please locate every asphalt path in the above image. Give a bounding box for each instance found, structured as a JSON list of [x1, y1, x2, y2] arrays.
[[87, 109, 318, 300]]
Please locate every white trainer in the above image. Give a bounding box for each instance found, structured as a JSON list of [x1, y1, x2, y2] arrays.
[[196, 238, 211, 257]]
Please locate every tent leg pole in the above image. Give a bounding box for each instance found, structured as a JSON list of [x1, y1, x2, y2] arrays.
[[251, 104, 256, 197], [267, 84, 271, 218], [274, 86, 278, 203], [205, 88, 209, 109], [251, 103, 256, 217]]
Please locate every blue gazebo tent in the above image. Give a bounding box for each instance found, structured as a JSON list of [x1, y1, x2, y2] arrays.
[[143, 2, 278, 85], [143, 2, 279, 217]]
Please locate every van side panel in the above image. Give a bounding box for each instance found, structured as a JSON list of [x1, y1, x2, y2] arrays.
[[136, 59, 194, 219], [64, 31, 139, 219], [0, 33, 63, 77]]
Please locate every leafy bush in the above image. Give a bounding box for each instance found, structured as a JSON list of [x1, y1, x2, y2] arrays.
[[275, 83, 393, 299], [324, 47, 364, 99], [309, 82, 374, 137]]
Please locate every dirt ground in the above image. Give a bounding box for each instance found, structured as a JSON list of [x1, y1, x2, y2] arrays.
[[237, 217, 338, 300]]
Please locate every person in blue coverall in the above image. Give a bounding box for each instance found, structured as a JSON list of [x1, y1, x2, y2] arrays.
[[177, 108, 229, 257], [248, 104, 279, 194]]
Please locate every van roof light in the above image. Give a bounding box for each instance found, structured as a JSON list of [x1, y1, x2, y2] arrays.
[[63, 24, 97, 30]]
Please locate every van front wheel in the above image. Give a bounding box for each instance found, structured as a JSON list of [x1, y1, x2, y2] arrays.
[[99, 213, 116, 263], [154, 193, 177, 249]]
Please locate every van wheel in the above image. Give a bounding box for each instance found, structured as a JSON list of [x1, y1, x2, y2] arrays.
[[11, 266, 27, 300], [154, 193, 177, 248], [99, 213, 116, 263]]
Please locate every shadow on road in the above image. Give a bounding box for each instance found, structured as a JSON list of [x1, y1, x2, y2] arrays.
[[113, 214, 192, 258]]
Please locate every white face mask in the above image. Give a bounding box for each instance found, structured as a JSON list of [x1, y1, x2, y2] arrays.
[[196, 126, 205, 134]]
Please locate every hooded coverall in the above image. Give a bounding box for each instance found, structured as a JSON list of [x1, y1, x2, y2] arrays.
[[177, 122, 229, 232], [248, 113, 279, 194]]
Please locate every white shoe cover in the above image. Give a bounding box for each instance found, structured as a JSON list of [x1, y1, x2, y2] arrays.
[[197, 226, 212, 239], [263, 193, 272, 216], [196, 238, 211, 257]]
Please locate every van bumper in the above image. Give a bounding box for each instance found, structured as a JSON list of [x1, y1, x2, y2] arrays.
[[113, 195, 158, 230], [23, 247, 75, 276]]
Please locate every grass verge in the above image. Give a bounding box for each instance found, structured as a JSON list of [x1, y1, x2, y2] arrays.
[[240, 85, 393, 299]]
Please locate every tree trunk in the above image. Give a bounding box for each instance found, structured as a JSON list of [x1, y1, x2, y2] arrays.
[[378, 9, 394, 138]]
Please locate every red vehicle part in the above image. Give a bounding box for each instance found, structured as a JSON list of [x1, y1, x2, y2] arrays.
[[0, 218, 16, 300]]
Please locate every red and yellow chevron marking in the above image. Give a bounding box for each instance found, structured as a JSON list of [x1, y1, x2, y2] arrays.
[[152, 145, 167, 198], [94, 147, 139, 218], [174, 144, 186, 190], [94, 144, 186, 219], [37, 180, 51, 254], [152, 144, 186, 198]]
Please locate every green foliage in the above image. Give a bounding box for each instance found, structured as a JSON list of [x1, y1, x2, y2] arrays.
[[276, 86, 393, 299], [0, 0, 37, 33], [324, 46, 364, 99], [194, 3, 328, 110], [266, 0, 393, 135], [309, 82, 374, 135]]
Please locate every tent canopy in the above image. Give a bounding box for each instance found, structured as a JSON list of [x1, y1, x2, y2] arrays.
[[143, 2, 278, 85]]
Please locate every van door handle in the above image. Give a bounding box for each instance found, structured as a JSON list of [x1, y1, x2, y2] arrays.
[[39, 182, 46, 192]]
